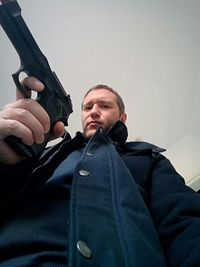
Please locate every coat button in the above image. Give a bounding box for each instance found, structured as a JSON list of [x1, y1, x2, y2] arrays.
[[86, 152, 93, 156], [79, 170, 90, 176], [77, 240, 92, 258]]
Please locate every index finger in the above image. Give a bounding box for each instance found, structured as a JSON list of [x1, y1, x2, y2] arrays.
[[16, 76, 45, 100]]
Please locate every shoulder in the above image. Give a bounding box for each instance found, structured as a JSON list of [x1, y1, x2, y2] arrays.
[[123, 141, 166, 155]]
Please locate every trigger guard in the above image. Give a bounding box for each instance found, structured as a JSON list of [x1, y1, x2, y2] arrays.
[[12, 70, 30, 98]]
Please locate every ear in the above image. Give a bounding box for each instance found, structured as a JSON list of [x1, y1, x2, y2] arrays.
[[120, 113, 127, 124]]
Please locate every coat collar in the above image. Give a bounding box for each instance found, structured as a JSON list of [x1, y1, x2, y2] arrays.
[[106, 121, 128, 145], [42, 120, 165, 161]]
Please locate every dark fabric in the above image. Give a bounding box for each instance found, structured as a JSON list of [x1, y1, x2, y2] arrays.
[[0, 122, 200, 267]]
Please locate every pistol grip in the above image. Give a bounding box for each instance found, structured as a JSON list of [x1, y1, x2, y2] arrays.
[[5, 132, 50, 158]]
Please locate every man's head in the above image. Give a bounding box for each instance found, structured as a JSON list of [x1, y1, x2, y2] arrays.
[[81, 84, 127, 139]]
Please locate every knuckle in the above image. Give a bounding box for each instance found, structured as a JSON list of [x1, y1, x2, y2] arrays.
[[8, 120, 19, 130], [18, 97, 31, 107], [16, 109, 28, 120], [1, 106, 15, 119]]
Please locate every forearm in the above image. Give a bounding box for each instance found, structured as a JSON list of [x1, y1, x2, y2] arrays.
[[0, 159, 34, 204]]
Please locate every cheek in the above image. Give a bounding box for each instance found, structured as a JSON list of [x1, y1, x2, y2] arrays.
[[81, 113, 87, 126], [104, 112, 120, 124]]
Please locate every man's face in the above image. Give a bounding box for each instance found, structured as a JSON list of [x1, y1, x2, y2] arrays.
[[81, 89, 126, 139]]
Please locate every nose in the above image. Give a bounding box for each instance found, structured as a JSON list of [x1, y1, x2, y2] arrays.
[[90, 104, 100, 117]]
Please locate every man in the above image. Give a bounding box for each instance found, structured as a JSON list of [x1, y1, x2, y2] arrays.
[[0, 77, 199, 266]]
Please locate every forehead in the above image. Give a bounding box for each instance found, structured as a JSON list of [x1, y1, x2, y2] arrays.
[[83, 89, 117, 104]]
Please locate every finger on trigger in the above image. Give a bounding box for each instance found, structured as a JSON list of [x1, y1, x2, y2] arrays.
[[16, 76, 44, 100], [22, 76, 44, 91]]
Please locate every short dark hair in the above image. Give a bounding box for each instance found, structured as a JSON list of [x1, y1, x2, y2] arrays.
[[82, 84, 125, 114]]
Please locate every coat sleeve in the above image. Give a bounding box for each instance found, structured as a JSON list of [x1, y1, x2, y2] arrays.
[[0, 159, 34, 204], [149, 153, 200, 267]]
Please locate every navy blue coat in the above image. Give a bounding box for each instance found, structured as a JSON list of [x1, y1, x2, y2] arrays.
[[0, 122, 200, 266]]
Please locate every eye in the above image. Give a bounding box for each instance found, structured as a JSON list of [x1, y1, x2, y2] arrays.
[[100, 103, 111, 109], [83, 105, 92, 111]]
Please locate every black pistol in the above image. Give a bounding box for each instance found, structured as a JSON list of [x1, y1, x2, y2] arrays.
[[0, 0, 73, 158]]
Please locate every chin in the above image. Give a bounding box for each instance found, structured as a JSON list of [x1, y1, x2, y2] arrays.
[[84, 129, 97, 139]]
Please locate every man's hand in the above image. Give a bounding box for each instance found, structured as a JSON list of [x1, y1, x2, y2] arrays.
[[0, 76, 65, 165]]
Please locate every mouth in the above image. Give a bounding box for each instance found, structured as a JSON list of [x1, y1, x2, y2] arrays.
[[87, 121, 102, 129]]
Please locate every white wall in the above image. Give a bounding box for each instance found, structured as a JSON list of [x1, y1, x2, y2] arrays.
[[0, 0, 199, 189]]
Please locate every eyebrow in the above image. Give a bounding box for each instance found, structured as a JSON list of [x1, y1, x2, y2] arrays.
[[82, 99, 115, 111], [83, 99, 114, 106]]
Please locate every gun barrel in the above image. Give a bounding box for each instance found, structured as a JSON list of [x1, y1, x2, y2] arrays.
[[0, 0, 51, 75]]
